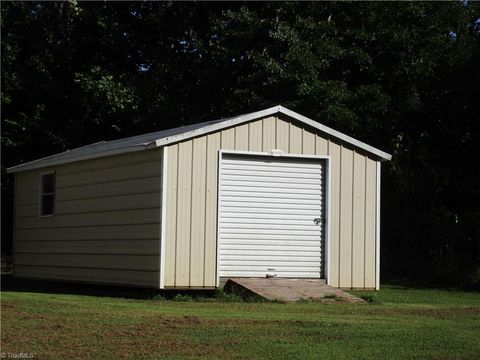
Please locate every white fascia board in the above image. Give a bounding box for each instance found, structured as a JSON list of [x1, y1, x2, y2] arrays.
[[277, 106, 392, 161], [153, 106, 281, 148], [7, 144, 150, 173]]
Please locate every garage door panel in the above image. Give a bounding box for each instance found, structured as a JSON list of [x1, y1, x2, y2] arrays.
[[220, 233, 321, 240], [221, 186, 323, 196], [221, 191, 322, 200], [220, 237, 321, 244], [222, 222, 322, 230], [221, 181, 321, 190], [221, 202, 320, 210], [222, 162, 321, 169], [221, 218, 319, 225], [220, 229, 321, 237], [220, 248, 321, 255], [221, 169, 322, 179], [221, 222, 320, 229], [219, 153, 325, 279], [221, 213, 320, 221], [220, 265, 321, 272], [221, 196, 321, 205], [221, 225, 321, 231], [222, 180, 317, 192], [223, 269, 321, 274], [221, 207, 321, 216], [222, 158, 321, 168], [220, 255, 321, 262], [221, 175, 321, 185]]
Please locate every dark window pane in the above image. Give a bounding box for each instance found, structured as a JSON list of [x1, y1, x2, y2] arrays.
[[41, 194, 54, 215], [42, 174, 55, 193]]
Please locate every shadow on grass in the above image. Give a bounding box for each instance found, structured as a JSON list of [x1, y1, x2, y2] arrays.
[[0, 275, 263, 302], [0, 274, 223, 300], [382, 277, 480, 292]]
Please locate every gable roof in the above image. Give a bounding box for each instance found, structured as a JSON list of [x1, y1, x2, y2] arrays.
[[7, 105, 391, 173]]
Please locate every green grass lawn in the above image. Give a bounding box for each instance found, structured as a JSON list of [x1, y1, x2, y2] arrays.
[[1, 285, 479, 359]]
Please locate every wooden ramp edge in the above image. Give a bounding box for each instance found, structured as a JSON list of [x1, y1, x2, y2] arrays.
[[224, 278, 366, 303]]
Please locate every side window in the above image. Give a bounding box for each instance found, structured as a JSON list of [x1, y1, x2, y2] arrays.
[[40, 173, 55, 216]]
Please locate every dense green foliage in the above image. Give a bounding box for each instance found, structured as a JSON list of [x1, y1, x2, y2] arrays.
[[2, 286, 480, 359], [1, 2, 479, 286]]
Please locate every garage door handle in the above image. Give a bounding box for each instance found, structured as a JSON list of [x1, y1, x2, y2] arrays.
[[313, 218, 322, 225]]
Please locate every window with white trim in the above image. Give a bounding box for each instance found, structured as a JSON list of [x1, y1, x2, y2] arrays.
[[40, 173, 55, 216]]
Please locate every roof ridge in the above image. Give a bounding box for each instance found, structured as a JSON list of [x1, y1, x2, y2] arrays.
[[7, 106, 391, 173]]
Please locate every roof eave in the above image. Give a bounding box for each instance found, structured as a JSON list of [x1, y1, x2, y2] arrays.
[[7, 104, 391, 174], [153, 106, 281, 148], [6, 144, 151, 173], [277, 106, 392, 161]]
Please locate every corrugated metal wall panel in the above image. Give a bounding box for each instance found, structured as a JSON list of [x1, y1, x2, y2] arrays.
[[218, 154, 324, 278], [14, 266, 158, 287], [276, 119, 290, 152], [204, 133, 221, 286], [364, 158, 377, 288], [235, 124, 249, 150], [352, 152, 366, 288], [190, 137, 207, 285], [315, 136, 328, 154], [302, 130, 315, 155], [248, 120, 263, 152], [175, 141, 193, 286], [339, 147, 354, 288], [289, 123, 303, 153], [221, 128, 235, 150], [164, 144, 178, 286], [262, 117, 276, 151], [163, 114, 379, 289], [326, 141, 340, 286]]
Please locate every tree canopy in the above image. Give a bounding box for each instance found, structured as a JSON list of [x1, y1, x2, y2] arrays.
[[2, 1, 479, 287]]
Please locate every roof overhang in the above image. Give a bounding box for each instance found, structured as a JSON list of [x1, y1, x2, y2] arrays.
[[154, 105, 392, 160], [7, 105, 391, 173]]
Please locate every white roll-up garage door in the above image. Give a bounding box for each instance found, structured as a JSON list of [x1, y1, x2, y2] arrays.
[[218, 153, 324, 278]]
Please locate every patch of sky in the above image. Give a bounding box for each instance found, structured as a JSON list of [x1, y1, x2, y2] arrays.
[[138, 64, 150, 72]]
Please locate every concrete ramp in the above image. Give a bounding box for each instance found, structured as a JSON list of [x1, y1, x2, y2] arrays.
[[225, 278, 366, 303]]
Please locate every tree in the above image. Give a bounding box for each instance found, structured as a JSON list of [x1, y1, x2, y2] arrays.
[[2, 1, 479, 286]]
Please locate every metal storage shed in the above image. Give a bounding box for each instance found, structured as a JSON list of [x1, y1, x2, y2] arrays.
[[8, 105, 391, 290]]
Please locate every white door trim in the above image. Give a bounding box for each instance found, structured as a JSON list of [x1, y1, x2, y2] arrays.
[[215, 150, 331, 286]]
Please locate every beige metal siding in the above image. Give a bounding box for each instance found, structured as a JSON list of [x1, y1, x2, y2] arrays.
[[327, 141, 341, 286], [289, 123, 303, 154], [14, 149, 162, 287], [302, 130, 315, 155], [339, 147, 353, 288], [164, 114, 378, 289], [352, 152, 366, 288], [164, 144, 178, 286], [364, 159, 377, 288], [262, 117, 276, 151], [175, 141, 193, 287], [190, 137, 207, 285], [204, 133, 221, 286], [248, 121, 262, 151]]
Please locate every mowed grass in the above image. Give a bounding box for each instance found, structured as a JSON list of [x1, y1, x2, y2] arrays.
[[1, 285, 479, 359]]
